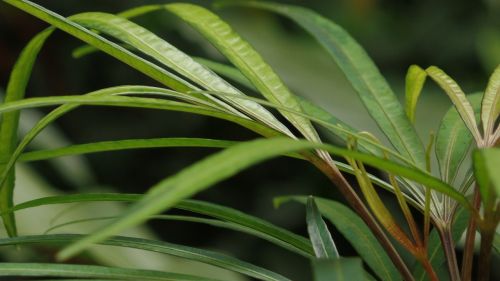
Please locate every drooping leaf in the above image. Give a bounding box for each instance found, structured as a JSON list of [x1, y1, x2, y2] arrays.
[[0, 91, 281, 193], [426, 66, 482, 142], [311, 258, 365, 281], [0, 234, 290, 281], [0, 263, 220, 281], [71, 12, 293, 136], [436, 93, 483, 184], [481, 64, 500, 140], [405, 65, 427, 124], [306, 197, 339, 259], [194, 57, 384, 157], [0, 27, 54, 237], [276, 196, 400, 281], [164, 3, 324, 150], [223, 0, 426, 169], [2, 0, 203, 93]]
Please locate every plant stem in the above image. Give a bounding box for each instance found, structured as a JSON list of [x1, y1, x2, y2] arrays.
[[421, 257, 439, 281], [476, 226, 495, 281], [460, 188, 480, 281], [437, 226, 461, 281], [309, 155, 415, 281]]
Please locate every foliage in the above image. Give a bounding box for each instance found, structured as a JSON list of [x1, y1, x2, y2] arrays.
[[0, 0, 499, 280]]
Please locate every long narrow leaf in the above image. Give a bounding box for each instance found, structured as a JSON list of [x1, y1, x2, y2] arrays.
[[0, 234, 290, 281], [0, 263, 220, 281], [405, 65, 427, 124], [19, 138, 237, 162], [57, 137, 469, 260], [164, 3, 324, 150], [482, 64, 500, 141], [71, 12, 292, 136], [224, 1, 426, 169], [6, 194, 313, 257], [306, 197, 339, 258], [426, 66, 482, 143], [436, 93, 482, 184], [0, 27, 54, 237], [276, 196, 400, 281]]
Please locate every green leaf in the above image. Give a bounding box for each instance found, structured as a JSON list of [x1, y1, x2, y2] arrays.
[[482, 64, 500, 141], [192, 58, 391, 159], [426, 66, 482, 142], [224, 0, 426, 169], [0, 27, 54, 237], [0, 234, 290, 281], [19, 138, 237, 162], [194, 57, 256, 90], [436, 93, 483, 184], [494, 232, 500, 254], [56, 138, 324, 260], [55, 136, 468, 260], [405, 65, 427, 124], [0, 90, 281, 192], [2, 0, 197, 94], [306, 197, 339, 259], [6, 193, 313, 257], [70, 12, 292, 136], [474, 148, 500, 202], [164, 3, 324, 148], [0, 263, 220, 281], [311, 258, 365, 281], [276, 196, 400, 281]]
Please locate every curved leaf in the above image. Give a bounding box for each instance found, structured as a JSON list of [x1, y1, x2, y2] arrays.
[[164, 3, 323, 148], [0, 263, 220, 281], [6, 194, 313, 257], [70, 12, 293, 136], [426, 66, 482, 143], [0, 27, 54, 237], [0, 91, 281, 192], [19, 138, 237, 162], [436, 93, 482, 184], [482, 64, 500, 141], [276, 196, 400, 281], [56, 137, 468, 260], [405, 65, 427, 124], [224, 1, 426, 169], [0, 234, 290, 281]]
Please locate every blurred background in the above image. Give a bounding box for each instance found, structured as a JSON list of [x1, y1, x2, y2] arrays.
[[0, 0, 499, 280]]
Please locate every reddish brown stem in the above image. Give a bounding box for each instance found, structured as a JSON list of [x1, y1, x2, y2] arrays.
[[437, 226, 460, 281], [461, 188, 481, 281], [421, 257, 439, 281], [309, 156, 415, 281]]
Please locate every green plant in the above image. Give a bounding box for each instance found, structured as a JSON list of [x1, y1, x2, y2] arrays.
[[0, 0, 499, 280]]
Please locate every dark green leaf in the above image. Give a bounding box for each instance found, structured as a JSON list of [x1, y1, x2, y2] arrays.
[[276, 196, 400, 281], [306, 197, 339, 259]]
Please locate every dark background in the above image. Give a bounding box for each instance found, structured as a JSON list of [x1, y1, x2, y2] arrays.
[[0, 0, 499, 280]]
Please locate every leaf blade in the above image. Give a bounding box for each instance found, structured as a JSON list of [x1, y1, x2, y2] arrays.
[[277, 196, 400, 281], [226, 1, 426, 168], [306, 197, 339, 259], [0, 234, 290, 281]]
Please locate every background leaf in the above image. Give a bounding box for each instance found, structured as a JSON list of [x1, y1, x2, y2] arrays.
[[311, 258, 365, 281]]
